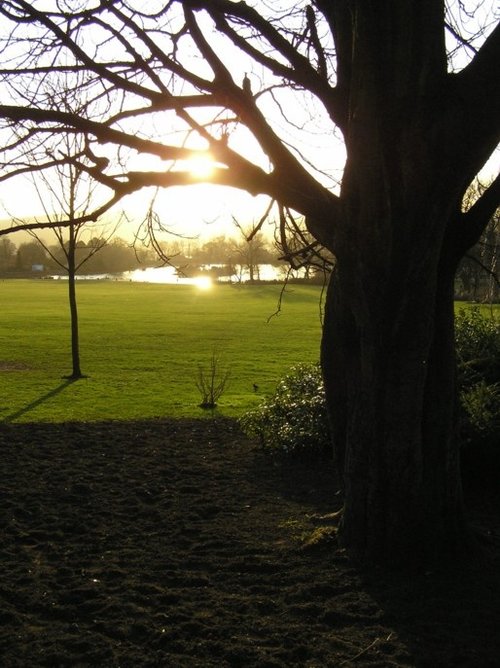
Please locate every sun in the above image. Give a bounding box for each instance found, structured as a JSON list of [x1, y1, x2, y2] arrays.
[[192, 275, 213, 290], [188, 156, 215, 178]]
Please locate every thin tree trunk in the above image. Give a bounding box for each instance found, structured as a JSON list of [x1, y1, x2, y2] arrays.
[[68, 269, 82, 379], [67, 230, 82, 379]]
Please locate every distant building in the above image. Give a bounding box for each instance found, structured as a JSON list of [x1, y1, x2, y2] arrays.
[[31, 264, 44, 272]]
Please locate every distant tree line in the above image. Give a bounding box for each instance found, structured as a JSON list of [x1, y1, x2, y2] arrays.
[[158, 233, 283, 282], [1, 228, 332, 282], [0, 236, 154, 276], [2, 222, 496, 297]]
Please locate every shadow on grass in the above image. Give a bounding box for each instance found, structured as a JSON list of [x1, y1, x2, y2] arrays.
[[1, 378, 78, 423]]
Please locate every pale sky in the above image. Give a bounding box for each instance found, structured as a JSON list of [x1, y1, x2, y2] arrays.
[[0, 99, 347, 245]]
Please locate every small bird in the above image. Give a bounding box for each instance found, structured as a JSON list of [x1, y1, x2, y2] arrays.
[[84, 145, 110, 170], [242, 73, 253, 97], [253, 383, 259, 392]]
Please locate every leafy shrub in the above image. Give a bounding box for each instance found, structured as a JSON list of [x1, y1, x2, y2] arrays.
[[455, 307, 500, 454], [460, 381, 500, 436], [240, 363, 330, 459], [241, 308, 500, 460], [455, 307, 500, 388]]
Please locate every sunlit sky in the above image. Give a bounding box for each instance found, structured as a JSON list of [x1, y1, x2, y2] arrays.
[[0, 119, 347, 244], [0, 78, 348, 243], [0, 175, 291, 244]]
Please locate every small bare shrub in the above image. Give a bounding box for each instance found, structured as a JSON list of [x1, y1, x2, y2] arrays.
[[195, 348, 231, 409]]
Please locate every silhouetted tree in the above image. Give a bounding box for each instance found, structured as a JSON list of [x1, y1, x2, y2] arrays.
[[0, 2, 498, 566], [194, 236, 235, 266], [25, 134, 117, 379], [81, 237, 149, 274], [231, 222, 273, 282], [0, 237, 16, 273]]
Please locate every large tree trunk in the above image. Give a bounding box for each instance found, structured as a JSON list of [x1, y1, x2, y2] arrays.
[[315, 1, 492, 565], [320, 141, 470, 563], [319, 68, 469, 563], [321, 247, 467, 565]]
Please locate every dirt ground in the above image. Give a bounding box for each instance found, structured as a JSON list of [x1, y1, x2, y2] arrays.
[[1, 418, 499, 667]]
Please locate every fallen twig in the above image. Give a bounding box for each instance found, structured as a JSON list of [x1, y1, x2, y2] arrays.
[[340, 633, 393, 665]]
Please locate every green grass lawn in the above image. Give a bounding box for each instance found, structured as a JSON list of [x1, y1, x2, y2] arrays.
[[0, 280, 324, 422], [1, 281, 497, 424]]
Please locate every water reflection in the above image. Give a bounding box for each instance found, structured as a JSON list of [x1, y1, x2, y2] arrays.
[[50, 264, 289, 284], [124, 266, 204, 285]]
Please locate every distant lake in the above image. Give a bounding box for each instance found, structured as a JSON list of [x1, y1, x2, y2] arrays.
[[49, 264, 292, 285]]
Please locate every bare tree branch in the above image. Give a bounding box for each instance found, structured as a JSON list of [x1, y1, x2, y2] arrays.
[[456, 172, 500, 252]]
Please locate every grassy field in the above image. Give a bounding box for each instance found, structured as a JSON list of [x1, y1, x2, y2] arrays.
[[0, 279, 324, 422]]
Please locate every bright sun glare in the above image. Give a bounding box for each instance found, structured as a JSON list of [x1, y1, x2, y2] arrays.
[[193, 275, 213, 290], [188, 156, 215, 178]]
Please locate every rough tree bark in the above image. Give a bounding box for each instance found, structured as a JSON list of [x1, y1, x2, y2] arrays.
[[321, 233, 464, 564], [316, 3, 499, 564]]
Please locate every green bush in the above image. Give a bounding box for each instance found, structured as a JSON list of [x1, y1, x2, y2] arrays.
[[455, 307, 500, 388], [455, 307, 500, 451], [241, 307, 500, 461], [239, 363, 330, 458], [460, 381, 500, 436]]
